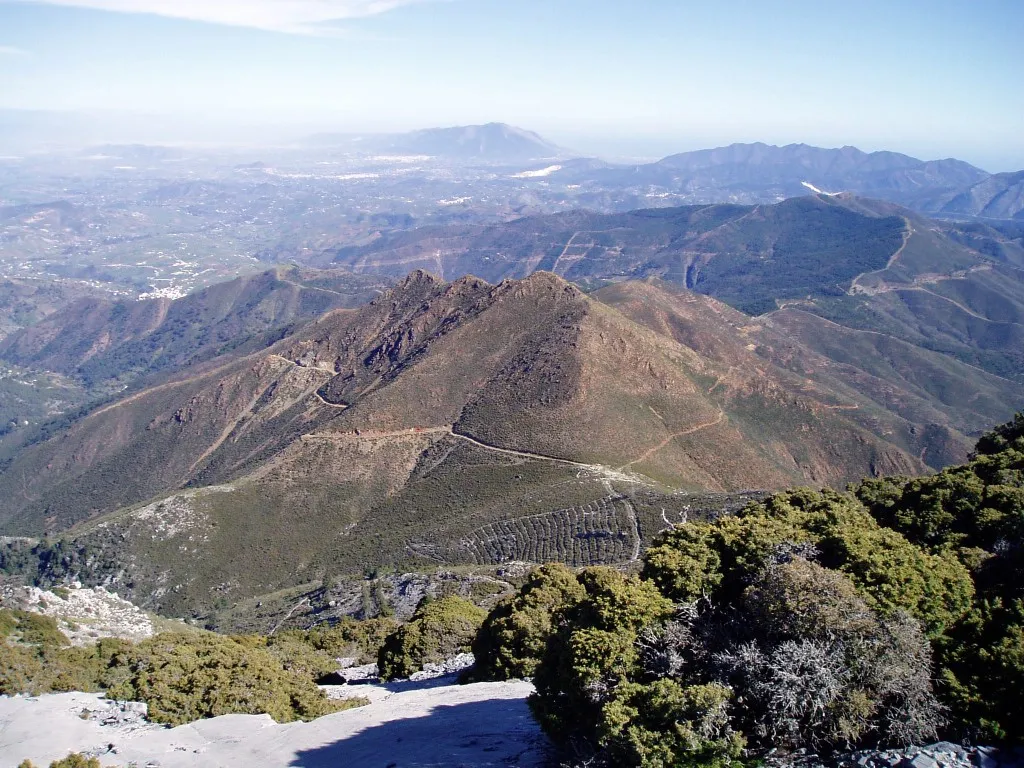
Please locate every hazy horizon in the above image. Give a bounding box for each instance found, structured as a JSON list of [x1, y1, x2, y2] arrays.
[[1, 0, 1022, 170]]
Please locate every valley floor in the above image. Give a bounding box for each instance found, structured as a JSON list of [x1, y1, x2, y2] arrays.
[[0, 679, 549, 768]]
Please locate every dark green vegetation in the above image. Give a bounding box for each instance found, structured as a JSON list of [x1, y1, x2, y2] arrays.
[[0, 268, 1019, 623], [102, 633, 364, 725], [469, 562, 586, 681], [469, 415, 1024, 764], [377, 595, 486, 680], [0, 609, 375, 725], [852, 412, 1024, 741]]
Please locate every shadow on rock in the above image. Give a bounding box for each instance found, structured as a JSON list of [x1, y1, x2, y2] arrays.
[[289, 698, 551, 768]]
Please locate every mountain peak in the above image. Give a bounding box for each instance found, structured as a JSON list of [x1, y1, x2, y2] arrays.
[[396, 269, 443, 288]]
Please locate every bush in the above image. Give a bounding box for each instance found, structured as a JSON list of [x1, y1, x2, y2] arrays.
[[471, 562, 586, 681], [529, 568, 704, 768], [51, 758, 101, 768], [102, 633, 360, 725], [377, 596, 487, 681], [18, 755, 102, 768], [0, 613, 395, 727], [289, 617, 398, 664], [854, 414, 1024, 741], [718, 560, 943, 750], [644, 488, 974, 637], [0, 609, 70, 649], [938, 598, 1024, 742]]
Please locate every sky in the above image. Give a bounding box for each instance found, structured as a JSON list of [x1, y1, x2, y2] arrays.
[[1, 0, 1022, 170]]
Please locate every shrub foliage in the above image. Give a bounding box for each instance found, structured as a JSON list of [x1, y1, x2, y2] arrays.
[[470, 412, 1024, 764], [378, 595, 486, 681], [0, 613, 377, 726]]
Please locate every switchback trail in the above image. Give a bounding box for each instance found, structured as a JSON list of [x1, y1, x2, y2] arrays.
[[848, 217, 913, 294], [301, 424, 640, 482], [618, 412, 726, 471]]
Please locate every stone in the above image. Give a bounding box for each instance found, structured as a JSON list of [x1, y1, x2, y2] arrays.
[[900, 755, 940, 768]]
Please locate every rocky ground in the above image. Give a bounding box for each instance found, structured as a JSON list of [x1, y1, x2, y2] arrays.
[[769, 743, 1024, 768], [0, 674, 549, 767], [0, 583, 155, 645]]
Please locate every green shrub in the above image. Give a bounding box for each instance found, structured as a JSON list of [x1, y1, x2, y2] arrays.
[[529, 567, 728, 768], [291, 617, 398, 664], [643, 488, 974, 637], [49, 756, 101, 768], [853, 414, 1024, 740], [0, 610, 70, 649], [103, 633, 360, 725], [0, 643, 45, 696], [938, 597, 1024, 742], [17, 755, 102, 768], [378, 596, 486, 681], [470, 563, 586, 681]]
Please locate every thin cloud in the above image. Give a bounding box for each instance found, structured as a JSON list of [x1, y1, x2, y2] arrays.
[[0, 45, 30, 56], [3, 1, 439, 33]]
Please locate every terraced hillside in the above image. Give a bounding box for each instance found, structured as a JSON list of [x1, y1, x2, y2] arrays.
[[3, 270, 1008, 618]]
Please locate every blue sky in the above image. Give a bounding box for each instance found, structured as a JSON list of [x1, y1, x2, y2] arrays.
[[1, 0, 1022, 169]]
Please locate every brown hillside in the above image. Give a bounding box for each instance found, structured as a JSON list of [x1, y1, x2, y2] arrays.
[[595, 280, 1024, 469], [0, 271, 930, 540], [0, 270, 978, 616]]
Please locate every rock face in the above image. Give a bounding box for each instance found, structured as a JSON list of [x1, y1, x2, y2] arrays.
[[0, 583, 154, 645], [0, 679, 549, 768], [766, 743, 1024, 768]]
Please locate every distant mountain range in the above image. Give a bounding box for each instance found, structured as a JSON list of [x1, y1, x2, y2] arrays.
[[300, 126, 1023, 219], [535, 142, 1022, 218], [304, 122, 566, 161]]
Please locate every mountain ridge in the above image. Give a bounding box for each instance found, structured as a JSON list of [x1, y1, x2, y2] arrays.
[[303, 122, 566, 161], [0, 270, 970, 616]]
